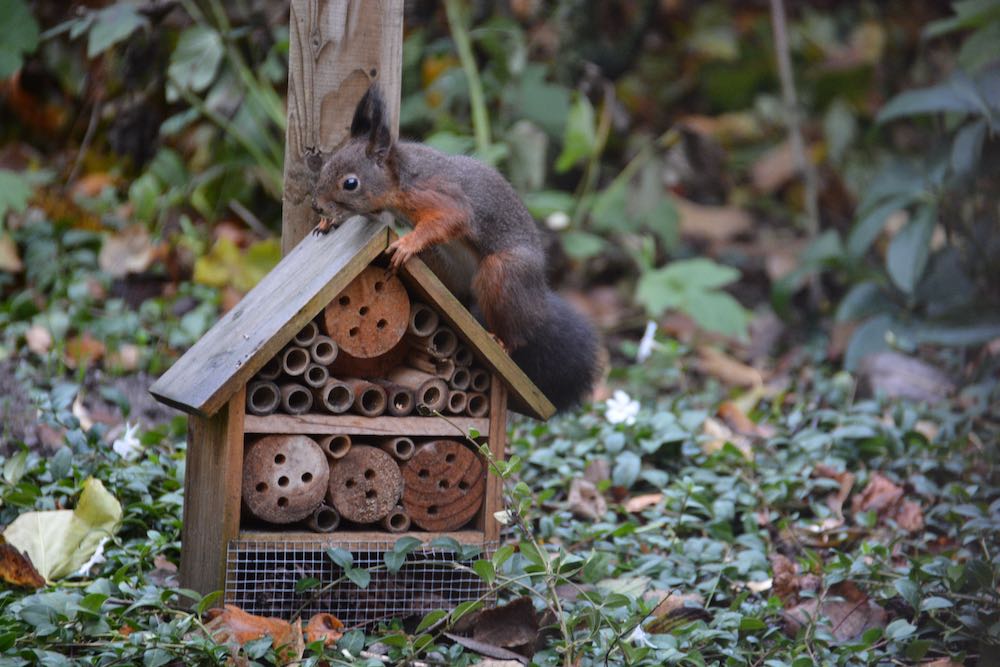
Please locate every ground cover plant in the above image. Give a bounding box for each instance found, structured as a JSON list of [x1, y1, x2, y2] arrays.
[[0, 0, 998, 665]]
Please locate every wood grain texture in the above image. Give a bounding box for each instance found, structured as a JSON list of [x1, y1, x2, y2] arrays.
[[244, 413, 490, 437], [482, 376, 508, 542], [397, 240, 556, 421], [282, 0, 404, 254], [238, 528, 486, 545], [150, 216, 389, 417], [180, 388, 245, 596]]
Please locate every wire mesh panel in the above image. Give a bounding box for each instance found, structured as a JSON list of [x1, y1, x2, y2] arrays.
[[225, 539, 495, 625]]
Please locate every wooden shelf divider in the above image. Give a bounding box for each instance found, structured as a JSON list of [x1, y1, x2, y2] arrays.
[[243, 413, 490, 437]]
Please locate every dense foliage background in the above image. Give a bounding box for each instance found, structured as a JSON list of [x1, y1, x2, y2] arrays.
[[0, 0, 998, 665]]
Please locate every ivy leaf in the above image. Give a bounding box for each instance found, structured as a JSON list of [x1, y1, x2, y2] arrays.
[[0, 169, 32, 220], [87, 4, 147, 58], [555, 94, 596, 173], [886, 205, 936, 294], [0, 0, 39, 78], [167, 25, 224, 102]]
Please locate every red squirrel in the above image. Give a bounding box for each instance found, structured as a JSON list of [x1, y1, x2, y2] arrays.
[[311, 84, 599, 412]]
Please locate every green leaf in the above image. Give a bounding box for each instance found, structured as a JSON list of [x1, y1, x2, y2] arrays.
[[951, 118, 988, 177], [848, 196, 911, 258], [429, 536, 461, 553], [345, 567, 371, 589], [3, 449, 29, 485], [87, 4, 147, 58], [876, 70, 989, 124], [920, 596, 953, 611], [561, 230, 605, 260], [384, 536, 422, 573], [844, 314, 894, 371], [925, 0, 1000, 38], [472, 559, 495, 584], [886, 205, 936, 294], [326, 548, 353, 569], [556, 95, 597, 172], [522, 190, 576, 219], [167, 25, 224, 101], [835, 282, 891, 322], [688, 291, 750, 339], [885, 618, 917, 641], [824, 99, 857, 164], [0, 0, 39, 79], [739, 616, 767, 632], [910, 319, 1000, 346], [589, 181, 628, 232], [662, 258, 740, 291], [612, 451, 641, 488], [0, 169, 33, 220], [415, 609, 447, 633]]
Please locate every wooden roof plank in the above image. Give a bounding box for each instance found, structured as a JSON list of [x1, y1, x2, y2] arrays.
[[150, 216, 390, 416]]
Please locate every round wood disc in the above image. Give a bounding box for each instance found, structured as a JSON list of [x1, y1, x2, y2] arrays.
[[401, 440, 486, 531], [326, 445, 403, 523], [323, 267, 410, 359], [242, 435, 330, 523]]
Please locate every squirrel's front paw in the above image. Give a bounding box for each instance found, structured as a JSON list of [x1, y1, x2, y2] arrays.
[[385, 237, 418, 272], [313, 217, 335, 235]]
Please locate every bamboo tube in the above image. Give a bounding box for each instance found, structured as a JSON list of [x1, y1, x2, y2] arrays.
[[407, 302, 439, 337], [310, 335, 338, 365], [281, 346, 311, 376], [381, 505, 411, 533], [256, 356, 282, 381], [408, 326, 458, 358], [406, 350, 455, 379], [466, 392, 490, 417], [449, 367, 471, 390], [446, 390, 468, 414], [316, 434, 352, 460], [344, 378, 387, 417], [371, 379, 415, 416], [378, 437, 415, 461], [294, 320, 319, 347], [303, 363, 329, 389], [453, 344, 473, 367], [279, 382, 314, 414], [387, 367, 449, 412], [469, 367, 490, 393], [246, 381, 280, 415], [305, 503, 341, 532], [313, 379, 354, 414]]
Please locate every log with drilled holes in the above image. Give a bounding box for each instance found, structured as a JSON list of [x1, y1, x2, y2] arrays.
[[401, 440, 486, 531], [242, 435, 329, 523], [323, 266, 410, 358], [326, 445, 403, 523]]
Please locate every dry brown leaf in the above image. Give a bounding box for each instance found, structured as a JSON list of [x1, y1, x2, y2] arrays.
[[0, 233, 23, 273], [71, 173, 115, 198], [751, 140, 797, 193], [583, 459, 610, 486], [894, 499, 924, 533], [717, 401, 775, 438], [25, 325, 52, 355], [644, 591, 711, 633], [851, 472, 903, 515], [813, 464, 856, 518], [204, 604, 304, 664], [920, 660, 964, 667], [567, 478, 607, 521], [697, 346, 764, 388], [678, 112, 764, 144], [106, 343, 141, 372], [770, 554, 799, 605], [98, 225, 156, 278], [913, 420, 940, 442], [782, 581, 887, 643], [624, 493, 663, 513], [858, 352, 955, 404], [674, 197, 753, 243], [473, 596, 539, 650], [702, 416, 753, 459], [305, 612, 343, 646], [0, 542, 46, 589], [64, 333, 105, 370]]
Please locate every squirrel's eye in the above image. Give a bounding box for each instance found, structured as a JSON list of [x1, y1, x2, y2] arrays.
[[343, 176, 359, 191]]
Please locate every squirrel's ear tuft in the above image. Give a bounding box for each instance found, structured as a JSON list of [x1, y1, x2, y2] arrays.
[[349, 86, 376, 139], [351, 84, 394, 165]]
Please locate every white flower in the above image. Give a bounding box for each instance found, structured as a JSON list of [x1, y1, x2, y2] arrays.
[[628, 625, 655, 648], [546, 211, 570, 230], [112, 422, 142, 461], [605, 390, 640, 425], [636, 320, 658, 362], [75, 537, 107, 576]]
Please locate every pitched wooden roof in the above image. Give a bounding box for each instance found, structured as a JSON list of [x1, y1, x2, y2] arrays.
[[150, 215, 555, 421]]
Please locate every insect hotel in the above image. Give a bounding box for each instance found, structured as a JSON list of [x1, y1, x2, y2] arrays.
[[149, 216, 554, 623]]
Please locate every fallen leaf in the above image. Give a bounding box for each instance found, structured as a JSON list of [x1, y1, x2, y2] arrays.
[[3, 477, 122, 581], [305, 612, 343, 646], [473, 596, 539, 650], [0, 542, 46, 588], [583, 459, 610, 486], [702, 416, 753, 459], [205, 605, 304, 665], [147, 554, 179, 588], [745, 578, 772, 593], [851, 472, 903, 515], [71, 173, 115, 198], [624, 493, 663, 513], [72, 395, 94, 431], [894, 499, 924, 533], [920, 660, 963, 667], [679, 112, 764, 144], [697, 346, 764, 388], [751, 140, 797, 193], [64, 333, 105, 370], [813, 464, 856, 518], [194, 237, 281, 294], [913, 419, 940, 442], [99, 225, 156, 278], [444, 633, 528, 665], [0, 232, 23, 273], [782, 581, 887, 643], [858, 352, 955, 404], [106, 343, 140, 372], [674, 197, 753, 243], [717, 401, 775, 438], [25, 325, 52, 354], [567, 478, 607, 521], [644, 591, 710, 634]]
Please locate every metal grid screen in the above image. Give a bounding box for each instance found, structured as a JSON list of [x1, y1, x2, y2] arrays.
[[225, 539, 495, 625]]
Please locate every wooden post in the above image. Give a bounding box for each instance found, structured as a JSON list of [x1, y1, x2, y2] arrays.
[[281, 0, 404, 255]]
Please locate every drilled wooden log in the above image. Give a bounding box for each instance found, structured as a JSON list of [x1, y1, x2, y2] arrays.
[[453, 344, 473, 367], [310, 335, 338, 365], [466, 392, 490, 418], [449, 367, 471, 390], [377, 436, 415, 461], [294, 320, 319, 347], [312, 378, 354, 414], [344, 378, 387, 417], [446, 390, 468, 414], [386, 367, 448, 412], [282, 346, 311, 376], [256, 356, 282, 381], [305, 503, 341, 533], [279, 382, 314, 414], [303, 363, 330, 389], [326, 445, 403, 523], [469, 368, 490, 393], [316, 434, 352, 460], [323, 266, 410, 358], [243, 435, 329, 523], [408, 326, 458, 358], [407, 302, 439, 337], [381, 505, 411, 533], [370, 379, 414, 416], [401, 440, 486, 531], [246, 381, 280, 416]]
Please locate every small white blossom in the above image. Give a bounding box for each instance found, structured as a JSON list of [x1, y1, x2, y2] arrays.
[[636, 320, 658, 362], [112, 422, 142, 461], [605, 390, 640, 425], [628, 625, 656, 648], [545, 211, 570, 230], [75, 537, 107, 576]]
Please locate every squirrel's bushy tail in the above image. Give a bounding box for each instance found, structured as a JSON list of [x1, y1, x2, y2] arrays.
[[510, 292, 600, 413]]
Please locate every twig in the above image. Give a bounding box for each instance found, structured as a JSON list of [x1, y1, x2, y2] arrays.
[[66, 93, 102, 188], [228, 199, 270, 237], [444, 0, 491, 159]]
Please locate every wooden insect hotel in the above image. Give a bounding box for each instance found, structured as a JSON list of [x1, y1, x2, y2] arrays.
[[149, 216, 555, 623]]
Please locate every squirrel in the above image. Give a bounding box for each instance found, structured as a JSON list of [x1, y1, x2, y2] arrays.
[[310, 84, 599, 413]]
